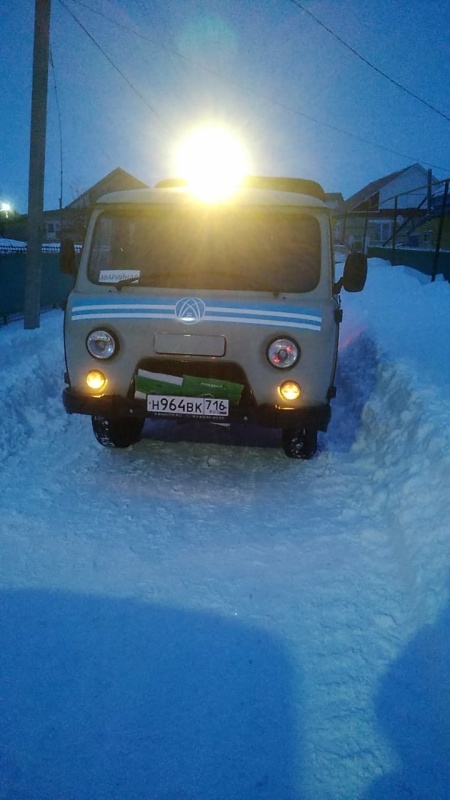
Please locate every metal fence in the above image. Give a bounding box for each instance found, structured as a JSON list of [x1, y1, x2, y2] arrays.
[[333, 177, 450, 281], [0, 249, 74, 322]]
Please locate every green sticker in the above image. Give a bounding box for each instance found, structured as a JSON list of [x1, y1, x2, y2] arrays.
[[135, 372, 182, 396], [181, 375, 243, 404]]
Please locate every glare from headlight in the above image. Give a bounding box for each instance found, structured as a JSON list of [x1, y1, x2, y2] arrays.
[[279, 381, 301, 401], [86, 370, 106, 390], [86, 329, 116, 359], [267, 338, 299, 368]]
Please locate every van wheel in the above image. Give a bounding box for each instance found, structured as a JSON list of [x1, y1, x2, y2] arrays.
[[91, 415, 144, 448], [282, 427, 317, 460]]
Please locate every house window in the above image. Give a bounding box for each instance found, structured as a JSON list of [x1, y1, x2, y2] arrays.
[[371, 220, 393, 243], [46, 221, 61, 239]]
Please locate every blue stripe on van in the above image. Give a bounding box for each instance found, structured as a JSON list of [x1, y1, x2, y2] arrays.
[[71, 297, 322, 331]]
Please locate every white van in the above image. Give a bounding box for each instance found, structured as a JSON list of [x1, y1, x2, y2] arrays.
[[62, 176, 366, 458]]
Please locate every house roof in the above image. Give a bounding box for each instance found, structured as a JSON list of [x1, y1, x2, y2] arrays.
[[65, 167, 149, 209], [324, 192, 345, 211], [345, 166, 412, 211]]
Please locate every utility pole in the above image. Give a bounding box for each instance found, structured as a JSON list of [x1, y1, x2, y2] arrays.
[[24, 0, 51, 329]]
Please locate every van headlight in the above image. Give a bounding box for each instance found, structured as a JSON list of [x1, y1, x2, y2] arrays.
[[86, 329, 117, 359], [267, 338, 300, 369]]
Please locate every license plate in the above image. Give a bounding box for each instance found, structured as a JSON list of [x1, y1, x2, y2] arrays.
[[147, 394, 229, 418]]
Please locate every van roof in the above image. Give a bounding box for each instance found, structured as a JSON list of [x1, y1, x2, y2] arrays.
[[96, 185, 327, 209], [155, 175, 326, 200]]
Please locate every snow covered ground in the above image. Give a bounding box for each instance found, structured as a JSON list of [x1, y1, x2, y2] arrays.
[[0, 259, 449, 800]]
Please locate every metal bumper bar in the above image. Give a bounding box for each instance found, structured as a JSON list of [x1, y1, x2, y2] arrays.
[[62, 388, 332, 431]]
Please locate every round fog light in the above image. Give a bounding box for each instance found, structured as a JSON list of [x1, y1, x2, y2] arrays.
[[279, 381, 301, 401], [86, 370, 106, 391]]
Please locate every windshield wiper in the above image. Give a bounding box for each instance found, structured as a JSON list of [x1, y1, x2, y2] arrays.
[[112, 277, 140, 291]]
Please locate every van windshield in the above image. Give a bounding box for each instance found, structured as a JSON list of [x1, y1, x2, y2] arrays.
[[88, 207, 321, 293]]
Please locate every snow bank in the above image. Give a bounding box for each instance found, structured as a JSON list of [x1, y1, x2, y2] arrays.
[[0, 312, 66, 464], [337, 260, 450, 622], [342, 258, 450, 395]]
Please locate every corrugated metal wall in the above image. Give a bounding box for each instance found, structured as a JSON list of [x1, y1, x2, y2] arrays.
[[367, 247, 450, 280], [0, 253, 75, 321]]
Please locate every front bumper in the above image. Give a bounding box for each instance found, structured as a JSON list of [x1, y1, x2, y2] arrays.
[[63, 388, 332, 431]]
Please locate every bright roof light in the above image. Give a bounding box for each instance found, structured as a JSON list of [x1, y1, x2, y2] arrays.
[[175, 126, 248, 202]]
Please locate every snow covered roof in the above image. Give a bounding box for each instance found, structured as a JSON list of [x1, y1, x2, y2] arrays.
[[0, 238, 27, 253], [0, 239, 82, 254]]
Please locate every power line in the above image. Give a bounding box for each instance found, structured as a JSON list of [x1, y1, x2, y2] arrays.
[[61, 0, 450, 172], [49, 46, 64, 209], [287, 0, 450, 124], [58, 0, 163, 122]]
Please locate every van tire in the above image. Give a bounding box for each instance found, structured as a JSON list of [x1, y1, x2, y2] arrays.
[[282, 427, 317, 459], [91, 415, 144, 448]]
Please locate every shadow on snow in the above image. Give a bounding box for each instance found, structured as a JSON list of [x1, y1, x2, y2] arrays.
[[0, 589, 302, 800], [363, 599, 450, 799]]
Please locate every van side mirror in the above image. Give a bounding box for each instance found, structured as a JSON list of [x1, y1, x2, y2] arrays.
[[60, 238, 77, 275], [334, 252, 367, 293]]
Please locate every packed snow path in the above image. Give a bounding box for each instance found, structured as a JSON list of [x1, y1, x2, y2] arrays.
[[0, 262, 449, 799]]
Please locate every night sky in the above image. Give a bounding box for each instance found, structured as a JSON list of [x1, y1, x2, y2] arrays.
[[2, 0, 449, 213]]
